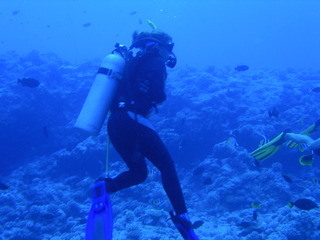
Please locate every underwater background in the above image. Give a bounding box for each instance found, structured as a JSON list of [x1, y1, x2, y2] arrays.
[[1, 0, 320, 239]]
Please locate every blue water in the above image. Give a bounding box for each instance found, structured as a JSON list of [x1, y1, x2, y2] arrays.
[[1, 1, 320, 239], [1, 1, 320, 69]]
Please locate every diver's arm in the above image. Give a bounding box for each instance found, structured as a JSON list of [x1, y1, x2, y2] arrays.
[[285, 133, 314, 145], [149, 57, 167, 104], [309, 138, 320, 150]]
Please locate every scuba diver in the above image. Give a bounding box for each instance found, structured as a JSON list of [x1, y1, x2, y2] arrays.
[[81, 26, 199, 239], [250, 119, 320, 165], [105, 30, 199, 239]]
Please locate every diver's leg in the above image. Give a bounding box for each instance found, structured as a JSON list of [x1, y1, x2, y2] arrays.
[[139, 126, 200, 238], [106, 111, 148, 192], [138, 125, 187, 215]]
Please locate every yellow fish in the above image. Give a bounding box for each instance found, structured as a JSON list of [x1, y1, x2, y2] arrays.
[[147, 20, 157, 30], [251, 201, 263, 209], [299, 155, 314, 166]]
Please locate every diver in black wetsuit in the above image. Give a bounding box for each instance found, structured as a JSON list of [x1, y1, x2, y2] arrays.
[[103, 30, 199, 239]]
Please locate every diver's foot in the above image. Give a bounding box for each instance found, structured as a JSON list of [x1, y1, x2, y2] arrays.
[[170, 211, 200, 240], [95, 177, 116, 193]]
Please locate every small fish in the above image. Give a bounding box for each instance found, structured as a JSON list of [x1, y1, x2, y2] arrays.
[[147, 20, 157, 30], [298, 143, 308, 152], [83, 22, 91, 28], [129, 11, 137, 15], [312, 178, 318, 184], [253, 159, 261, 168], [310, 87, 320, 93], [12, 10, 20, 16], [299, 155, 314, 166], [281, 173, 293, 183], [138, 19, 143, 25], [268, 107, 279, 118], [148, 169, 158, 176], [251, 201, 262, 209], [192, 220, 204, 229], [231, 129, 239, 136], [152, 199, 163, 206], [227, 137, 238, 149], [0, 183, 9, 190], [235, 65, 249, 72], [288, 198, 318, 210], [253, 210, 258, 221], [17, 78, 40, 88], [258, 134, 269, 147]]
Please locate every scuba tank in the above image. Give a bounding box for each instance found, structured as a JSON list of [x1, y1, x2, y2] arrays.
[[75, 44, 127, 136]]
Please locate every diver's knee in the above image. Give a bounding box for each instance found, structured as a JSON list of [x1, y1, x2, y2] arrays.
[[132, 167, 148, 184]]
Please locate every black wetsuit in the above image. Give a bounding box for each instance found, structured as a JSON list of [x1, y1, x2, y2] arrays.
[[106, 51, 187, 215]]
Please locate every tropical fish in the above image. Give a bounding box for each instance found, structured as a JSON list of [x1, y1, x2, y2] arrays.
[[147, 20, 157, 30], [148, 169, 158, 176], [251, 201, 262, 209], [312, 178, 318, 184], [299, 155, 314, 166], [281, 173, 293, 183], [83, 22, 91, 28], [258, 134, 269, 147], [17, 78, 40, 88], [298, 143, 308, 152], [288, 198, 318, 210], [152, 199, 163, 206], [0, 183, 9, 190], [12, 10, 20, 16], [192, 220, 204, 229], [253, 159, 261, 168], [310, 87, 320, 93], [235, 65, 249, 72], [268, 107, 279, 118], [227, 137, 238, 149]]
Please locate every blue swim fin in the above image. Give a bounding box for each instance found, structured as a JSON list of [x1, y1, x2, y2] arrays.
[[169, 211, 200, 240], [85, 181, 113, 240]]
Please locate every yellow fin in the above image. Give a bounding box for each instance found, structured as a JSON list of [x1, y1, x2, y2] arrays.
[[250, 132, 286, 161]]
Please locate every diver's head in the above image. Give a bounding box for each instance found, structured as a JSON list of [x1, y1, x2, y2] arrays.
[[130, 30, 177, 68]]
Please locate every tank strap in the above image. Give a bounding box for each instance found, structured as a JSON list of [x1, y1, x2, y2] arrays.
[[97, 67, 112, 76], [97, 67, 123, 80]]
